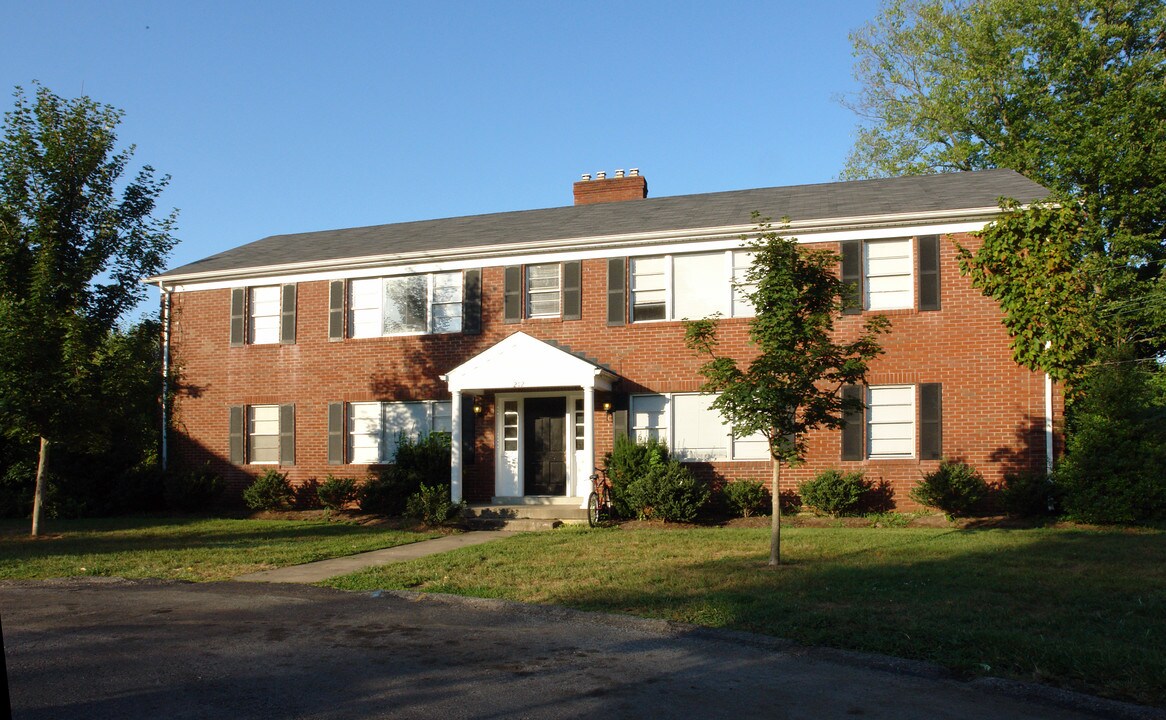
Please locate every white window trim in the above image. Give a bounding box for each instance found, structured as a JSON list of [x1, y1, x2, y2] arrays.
[[247, 404, 281, 465], [631, 251, 755, 323], [348, 272, 463, 338], [867, 384, 916, 459], [863, 239, 914, 311], [247, 286, 281, 345], [526, 263, 562, 318], [346, 400, 452, 464], [630, 392, 769, 461]]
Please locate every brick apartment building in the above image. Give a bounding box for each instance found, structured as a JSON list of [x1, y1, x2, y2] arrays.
[[150, 169, 1056, 510]]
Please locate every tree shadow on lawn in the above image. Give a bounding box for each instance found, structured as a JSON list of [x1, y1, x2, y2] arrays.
[[556, 528, 1166, 707], [0, 516, 431, 560]]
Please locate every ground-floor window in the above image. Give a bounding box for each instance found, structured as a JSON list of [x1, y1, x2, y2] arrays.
[[346, 400, 452, 463], [629, 393, 768, 461]]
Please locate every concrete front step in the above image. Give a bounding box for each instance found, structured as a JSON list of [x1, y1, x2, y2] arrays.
[[465, 500, 589, 531]]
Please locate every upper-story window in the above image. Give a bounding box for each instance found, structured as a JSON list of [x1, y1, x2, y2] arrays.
[[842, 236, 940, 313], [504, 261, 581, 323], [230, 284, 296, 346], [629, 250, 756, 322], [348, 272, 463, 338], [526, 264, 562, 318], [864, 239, 912, 310]]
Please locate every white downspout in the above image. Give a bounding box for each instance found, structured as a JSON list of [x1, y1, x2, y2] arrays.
[[159, 282, 172, 472], [1045, 372, 1054, 476]]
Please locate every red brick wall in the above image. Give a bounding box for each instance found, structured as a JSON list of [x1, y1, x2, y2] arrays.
[[167, 231, 1057, 508]]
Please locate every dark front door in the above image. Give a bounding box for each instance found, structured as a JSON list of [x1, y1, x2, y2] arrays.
[[523, 397, 566, 496]]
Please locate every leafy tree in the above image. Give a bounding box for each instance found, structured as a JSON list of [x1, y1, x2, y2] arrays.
[[0, 84, 177, 535], [685, 216, 888, 565], [844, 0, 1166, 389]]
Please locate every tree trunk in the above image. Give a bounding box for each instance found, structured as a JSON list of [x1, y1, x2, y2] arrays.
[[31, 436, 49, 538], [769, 458, 781, 566]]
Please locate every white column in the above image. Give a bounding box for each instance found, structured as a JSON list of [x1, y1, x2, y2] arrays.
[[581, 383, 596, 507], [450, 388, 463, 503]]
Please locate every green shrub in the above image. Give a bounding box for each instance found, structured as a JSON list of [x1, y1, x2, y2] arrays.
[[162, 463, 224, 513], [404, 483, 464, 526], [604, 433, 669, 518], [317, 475, 358, 511], [909, 461, 987, 517], [357, 470, 413, 515], [624, 459, 710, 522], [1054, 351, 1166, 524], [722, 479, 770, 518], [799, 470, 870, 517], [1001, 471, 1059, 517], [359, 432, 453, 515], [242, 469, 294, 511], [394, 432, 453, 488]]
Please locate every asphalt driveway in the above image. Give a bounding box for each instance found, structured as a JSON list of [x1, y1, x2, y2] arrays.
[[0, 578, 1159, 720]]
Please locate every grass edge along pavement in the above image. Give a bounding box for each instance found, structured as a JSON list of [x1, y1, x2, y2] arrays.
[[0, 516, 443, 582], [322, 523, 1166, 709]]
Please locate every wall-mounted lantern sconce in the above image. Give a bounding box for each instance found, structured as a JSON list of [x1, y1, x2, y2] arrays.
[[473, 397, 484, 415], [602, 401, 613, 414]]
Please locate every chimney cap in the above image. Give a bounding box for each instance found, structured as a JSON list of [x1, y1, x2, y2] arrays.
[[596, 170, 607, 179], [580, 173, 592, 181]]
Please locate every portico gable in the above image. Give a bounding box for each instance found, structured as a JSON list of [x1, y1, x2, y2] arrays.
[[442, 332, 617, 503]]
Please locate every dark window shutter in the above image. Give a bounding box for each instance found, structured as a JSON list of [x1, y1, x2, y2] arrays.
[[920, 383, 943, 460], [230, 288, 245, 346], [328, 280, 345, 341], [327, 402, 344, 465], [503, 266, 522, 323], [280, 284, 297, 344], [918, 235, 941, 311], [840, 384, 864, 460], [279, 404, 295, 466], [563, 261, 582, 320], [607, 257, 626, 326], [461, 395, 476, 465], [463, 269, 482, 335], [841, 241, 863, 315], [229, 405, 245, 464]]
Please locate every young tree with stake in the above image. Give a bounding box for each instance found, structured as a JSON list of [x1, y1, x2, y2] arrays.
[[685, 216, 888, 566]]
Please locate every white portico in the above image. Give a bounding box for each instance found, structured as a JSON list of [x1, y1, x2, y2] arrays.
[[441, 332, 616, 505]]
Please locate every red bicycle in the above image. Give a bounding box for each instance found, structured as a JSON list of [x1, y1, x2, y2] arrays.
[[587, 469, 614, 527]]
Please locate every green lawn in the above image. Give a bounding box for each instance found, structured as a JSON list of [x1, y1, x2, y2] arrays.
[[0, 516, 441, 582], [324, 524, 1166, 708]]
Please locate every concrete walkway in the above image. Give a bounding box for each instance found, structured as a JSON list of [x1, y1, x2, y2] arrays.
[[235, 530, 516, 584]]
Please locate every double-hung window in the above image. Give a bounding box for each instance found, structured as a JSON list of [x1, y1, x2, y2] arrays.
[[866, 385, 915, 458], [840, 383, 943, 461], [629, 250, 756, 322], [230, 284, 297, 346], [503, 261, 582, 322], [343, 400, 452, 464], [348, 272, 463, 338], [526, 264, 562, 318], [229, 404, 295, 465], [629, 393, 768, 461], [841, 236, 941, 313]]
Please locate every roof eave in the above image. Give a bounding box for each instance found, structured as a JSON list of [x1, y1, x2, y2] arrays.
[[146, 204, 1014, 287]]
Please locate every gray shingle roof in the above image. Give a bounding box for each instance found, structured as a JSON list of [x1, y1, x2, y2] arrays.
[[157, 169, 1047, 280]]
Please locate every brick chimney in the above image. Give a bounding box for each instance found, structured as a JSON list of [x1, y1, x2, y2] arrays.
[[573, 168, 648, 205]]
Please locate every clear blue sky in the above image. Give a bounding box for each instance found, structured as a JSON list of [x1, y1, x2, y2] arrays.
[[2, 1, 883, 285]]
